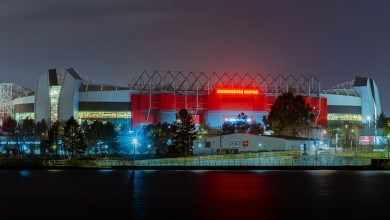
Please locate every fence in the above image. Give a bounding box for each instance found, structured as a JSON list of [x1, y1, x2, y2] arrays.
[[133, 154, 371, 167], [0, 153, 374, 168]]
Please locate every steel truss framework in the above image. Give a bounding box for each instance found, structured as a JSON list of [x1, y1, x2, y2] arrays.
[[321, 79, 359, 97], [129, 71, 321, 97], [0, 83, 34, 125]]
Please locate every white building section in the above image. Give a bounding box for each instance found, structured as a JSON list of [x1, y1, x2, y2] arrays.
[[321, 76, 382, 125], [193, 133, 317, 155]]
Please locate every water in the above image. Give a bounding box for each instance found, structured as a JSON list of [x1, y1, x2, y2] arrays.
[[1, 169, 389, 219]]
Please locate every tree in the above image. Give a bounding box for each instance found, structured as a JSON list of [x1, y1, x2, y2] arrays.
[[17, 118, 35, 155], [63, 116, 85, 157], [377, 112, 387, 129], [328, 123, 361, 150], [198, 123, 219, 135], [145, 122, 176, 155], [262, 115, 270, 131], [1, 117, 18, 156], [102, 121, 118, 154], [268, 92, 314, 137], [20, 118, 35, 141], [236, 112, 249, 132], [248, 123, 264, 135], [36, 119, 48, 155], [86, 120, 104, 155], [47, 121, 64, 155], [35, 119, 48, 138], [1, 117, 17, 134], [222, 122, 236, 135], [173, 109, 197, 156], [83, 120, 118, 156], [222, 112, 251, 134]]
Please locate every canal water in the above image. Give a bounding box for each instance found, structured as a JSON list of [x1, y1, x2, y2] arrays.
[[0, 169, 389, 219]]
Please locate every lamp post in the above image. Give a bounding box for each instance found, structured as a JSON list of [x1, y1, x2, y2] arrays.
[[345, 124, 349, 154], [321, 129, 326, 151], [258, 143, 262, 166], [132, 138, 138, 159], [258, 143, 262, 157], [351, 129, 354, 155], [367, 116, 371, 132]]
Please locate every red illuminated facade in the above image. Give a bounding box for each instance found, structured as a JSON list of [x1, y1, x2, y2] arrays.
[[131, 87, 327, 128]]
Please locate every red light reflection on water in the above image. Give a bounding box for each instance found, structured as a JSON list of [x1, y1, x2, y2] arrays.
[[200, 172, 275, 219]]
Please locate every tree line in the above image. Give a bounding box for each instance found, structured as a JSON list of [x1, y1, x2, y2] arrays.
[[0, 116, 117, 158], [4, 91, 372, 158]]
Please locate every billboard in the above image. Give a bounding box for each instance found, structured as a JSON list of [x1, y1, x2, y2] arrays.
[[359, 136, 388, 145]]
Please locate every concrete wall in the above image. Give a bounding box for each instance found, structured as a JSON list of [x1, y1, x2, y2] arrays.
[[322, 94, 361, 107], [79, 90, 131, 102], [58, 71, 82, 122], [34, 73, 50, 124], [354, 79, 382, 123]]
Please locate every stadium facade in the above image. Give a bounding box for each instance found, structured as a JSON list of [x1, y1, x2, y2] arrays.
[[0, 68, 382, 131], [321, 76, 382, 125]]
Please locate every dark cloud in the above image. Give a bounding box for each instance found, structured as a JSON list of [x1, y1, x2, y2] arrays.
[[1, 0, 390, 112]]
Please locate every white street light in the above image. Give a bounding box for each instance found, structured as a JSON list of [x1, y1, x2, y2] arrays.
[[132, 138, 138, 156], [367, 116, 371, 131]]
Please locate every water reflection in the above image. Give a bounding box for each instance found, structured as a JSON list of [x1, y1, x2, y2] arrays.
[[46, 169, 63, 173], [200, 172, 273, 219], [1, 170, 390, 219], [18, 170, 31, 177], [97, 169, 114, 173]]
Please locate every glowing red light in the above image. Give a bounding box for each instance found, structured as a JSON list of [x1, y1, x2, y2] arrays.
[[216, 89, 259, 95]]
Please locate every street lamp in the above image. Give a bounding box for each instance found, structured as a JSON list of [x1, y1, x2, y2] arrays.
[[132, 138, 138, 157], [258, 143, 262, 156], [367, 116, 371, 131], [350, 129, 354, 154], [258, 143, 262, 165]]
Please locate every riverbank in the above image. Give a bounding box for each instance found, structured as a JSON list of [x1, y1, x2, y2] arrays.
[[0, 157, 389, 170]]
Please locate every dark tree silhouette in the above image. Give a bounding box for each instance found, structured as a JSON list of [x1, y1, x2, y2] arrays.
[[173, 109, 196, 156], [268, 92, 314, 137], [145, 122, 176, 155], [63, 116, 85, 157], [1, 117, 17, 133]]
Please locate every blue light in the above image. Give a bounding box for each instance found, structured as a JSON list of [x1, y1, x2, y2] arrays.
[[19, 170, 31, 177], [98, 169, 114, 173]]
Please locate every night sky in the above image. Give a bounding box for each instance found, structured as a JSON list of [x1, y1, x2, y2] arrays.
[[1, 0, 390, 112]]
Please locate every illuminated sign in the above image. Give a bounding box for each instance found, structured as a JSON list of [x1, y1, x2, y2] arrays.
[[327, 113, 361, 121], [225, 118, 252, 123], [359, 136, 388, 145], [78, 111, 132, 119], [359, 136, 374, 145], [216, 89, 259, 95]]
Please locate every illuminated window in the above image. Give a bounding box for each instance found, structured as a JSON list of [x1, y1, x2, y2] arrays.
[[49, 86, 61, 124], [15, 112, 34, 122], [327, 113, 362, 121]]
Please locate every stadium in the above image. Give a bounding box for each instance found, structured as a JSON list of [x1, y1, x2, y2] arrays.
[[0, 68, 382, 133]]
